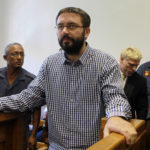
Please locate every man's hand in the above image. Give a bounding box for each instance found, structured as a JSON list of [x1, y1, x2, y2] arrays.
[[28, 134, 36, 150], [103, 116, 137, 145]]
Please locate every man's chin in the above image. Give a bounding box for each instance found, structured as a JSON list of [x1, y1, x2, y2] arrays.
[[63, 49, 75, 55]]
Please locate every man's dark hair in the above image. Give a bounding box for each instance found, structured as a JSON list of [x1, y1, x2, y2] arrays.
[[56, 7, 91, 27]]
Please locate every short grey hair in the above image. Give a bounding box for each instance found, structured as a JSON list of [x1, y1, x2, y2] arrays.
[[4, 42, 24, 56]]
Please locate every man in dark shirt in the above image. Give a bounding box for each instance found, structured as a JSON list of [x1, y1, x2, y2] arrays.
[[119, 47, 148, 120], [0, 42, 41, 150]]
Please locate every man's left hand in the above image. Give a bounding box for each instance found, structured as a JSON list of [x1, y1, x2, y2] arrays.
[[103, 116, 137, 145]]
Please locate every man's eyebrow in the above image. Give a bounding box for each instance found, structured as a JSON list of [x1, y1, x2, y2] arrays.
[[128, 63, 139, 66]]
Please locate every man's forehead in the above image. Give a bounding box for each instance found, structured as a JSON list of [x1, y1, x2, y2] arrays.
[[9, 44, 24, 52], [57, 12, 82, 23], [127, 58, 140, 64]]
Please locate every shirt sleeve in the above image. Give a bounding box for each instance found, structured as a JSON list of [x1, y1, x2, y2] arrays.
[[100, 56, 132, 119]]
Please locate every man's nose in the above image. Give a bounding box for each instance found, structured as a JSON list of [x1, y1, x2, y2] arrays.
[[132, 66, 137, 72], [62, 26, 70, 33]]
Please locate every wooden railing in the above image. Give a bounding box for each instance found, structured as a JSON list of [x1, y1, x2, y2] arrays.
[[87, 118, 147, 150], [33, 117, 147, 150]]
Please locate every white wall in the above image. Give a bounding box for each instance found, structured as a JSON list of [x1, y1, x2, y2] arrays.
[[0, 0, 150, 75]]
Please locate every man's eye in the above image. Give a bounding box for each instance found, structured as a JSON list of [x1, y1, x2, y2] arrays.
[[12, 53, 18, 56], [58, 25, 64, 29], [68, 25, 76, 29]]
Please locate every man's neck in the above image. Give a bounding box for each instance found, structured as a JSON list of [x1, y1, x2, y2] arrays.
[[6, 67, 21, 86]]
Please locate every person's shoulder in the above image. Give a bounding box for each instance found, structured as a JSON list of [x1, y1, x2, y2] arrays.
[[22, 68, 36, 79], [137, 61, 150, 74], [89, 46, 107, 55], [0, 67, 6, 76], [47, 51, 63, 59], [0, 67, 6, 72], [88, 46, 117, 63], [142, 61, 150, 65], [139, 61, 150, 68], [44, 51, 64, 64]]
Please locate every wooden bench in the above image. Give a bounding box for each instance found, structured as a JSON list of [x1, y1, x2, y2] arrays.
[[87, 118, 147, 150]]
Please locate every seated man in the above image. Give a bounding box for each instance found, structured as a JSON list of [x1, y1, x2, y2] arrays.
[[0, 42, 41, 149], [119, 47, 148, 120]]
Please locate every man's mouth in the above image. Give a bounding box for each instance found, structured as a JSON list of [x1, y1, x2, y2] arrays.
[[62, 38, 72, 46], [63, 38, 71, 42], [16, 62, 22, 65]]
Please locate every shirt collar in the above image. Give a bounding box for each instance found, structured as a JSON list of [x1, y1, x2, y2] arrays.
[[0, 67, 27, 83], [16, 68, 29, 81]]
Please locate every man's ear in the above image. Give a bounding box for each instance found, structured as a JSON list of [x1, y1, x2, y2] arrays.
[[120, 56, 124, 63], [3, 55, 7, 61], [84, 27, 90, 40]]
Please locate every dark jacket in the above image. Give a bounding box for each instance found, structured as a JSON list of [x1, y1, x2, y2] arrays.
[[0, 67, 35, 97], [137, 61, 150, 119], [0, 67, 35, 123], [124, 72, 148, 120]]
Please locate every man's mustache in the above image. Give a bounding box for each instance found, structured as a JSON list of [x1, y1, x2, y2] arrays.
[[61, 35, 74, 42]]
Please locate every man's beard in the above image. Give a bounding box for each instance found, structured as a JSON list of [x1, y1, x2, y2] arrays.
[[58, 31, 85, 55]]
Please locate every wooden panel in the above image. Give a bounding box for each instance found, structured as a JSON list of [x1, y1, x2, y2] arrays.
[[0, 122, 13, 150], [0, 112, 28, 150]]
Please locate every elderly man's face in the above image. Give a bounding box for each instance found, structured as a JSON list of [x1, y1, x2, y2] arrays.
[[4, 44, 24, 68], [120, 57, 140, 76]]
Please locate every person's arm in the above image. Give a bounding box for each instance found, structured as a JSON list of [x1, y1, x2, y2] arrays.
[[103, 116, 137, 145], [101, 57, 132, 119], [42, 113, 49, 144], [100, 56, 137, 145], [28, 107, 41, 149]]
